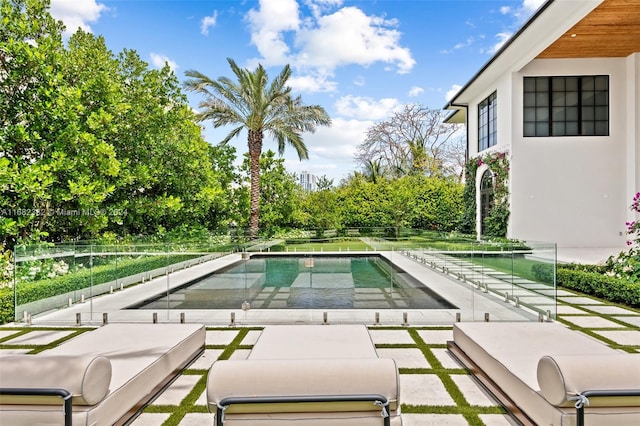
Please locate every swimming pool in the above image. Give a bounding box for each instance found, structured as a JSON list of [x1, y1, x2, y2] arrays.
[[129, 254, 457, 310]]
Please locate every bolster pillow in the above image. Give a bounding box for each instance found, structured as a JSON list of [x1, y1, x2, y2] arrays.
[[206, 358, 399, 414], [0, 355, 111, 406], [537, 354, 640, 407]]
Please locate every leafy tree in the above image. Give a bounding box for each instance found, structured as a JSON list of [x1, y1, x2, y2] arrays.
[[355, 104, 463, 179], [337, 179, 392, 229], [405, 176, 464, 232], [184, 59, 331, 238], [302, 180, 342, 234], [207, 144, 241, 229], [0, 0, 119, 244], [315, 175, 334, 191]]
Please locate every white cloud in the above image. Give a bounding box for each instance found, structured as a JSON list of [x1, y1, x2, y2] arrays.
[[510, 0, 547, 21], [150, 53, 178, 72], [335, 95, 401, 120], [201, 11, 218, 35], [408, 86, 424, 97], [446, 84, 463, 102], [522, 0, 546, 14], [353, 76, 366, 87], [295, 6, 414, 74], [489, 32, 512, 54], [304, 0, 343, 19], [49, 0, 107, 37], [246, 0, 300, 66], [245, 0, 414, 91], [287, 72, 338, 93], [500, 6, 511, 15]]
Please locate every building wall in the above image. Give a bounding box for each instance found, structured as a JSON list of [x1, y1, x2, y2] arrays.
[[469, 75, 514, 237], [628, 53, 640, 227], [509, 58, 630, 247]]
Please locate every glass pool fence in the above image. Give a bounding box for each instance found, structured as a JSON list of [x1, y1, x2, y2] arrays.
[[5, 230, 556, 325]]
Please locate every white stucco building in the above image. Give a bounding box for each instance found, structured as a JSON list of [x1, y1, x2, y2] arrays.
[[445, 0, 640, 250]]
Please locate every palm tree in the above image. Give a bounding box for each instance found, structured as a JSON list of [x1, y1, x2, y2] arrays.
[[184, 59, 331, 238]]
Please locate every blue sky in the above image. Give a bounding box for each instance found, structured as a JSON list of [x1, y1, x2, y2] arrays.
[[49, 0, 545, 182]]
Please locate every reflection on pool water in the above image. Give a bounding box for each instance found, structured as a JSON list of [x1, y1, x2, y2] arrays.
[[129, 254, 457, 310]]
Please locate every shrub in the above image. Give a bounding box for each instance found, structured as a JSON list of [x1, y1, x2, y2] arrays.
[[557, 266, 640, 308]]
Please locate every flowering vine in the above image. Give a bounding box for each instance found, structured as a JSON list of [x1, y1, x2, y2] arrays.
[[605, 192, 640, 282], [460, 151, 510, 238]]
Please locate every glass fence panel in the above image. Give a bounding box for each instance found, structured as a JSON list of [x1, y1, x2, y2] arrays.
[[9, 233, 556, 325]]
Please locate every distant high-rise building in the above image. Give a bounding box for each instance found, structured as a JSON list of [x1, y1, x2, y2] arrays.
[[299, 171, 317, 191]]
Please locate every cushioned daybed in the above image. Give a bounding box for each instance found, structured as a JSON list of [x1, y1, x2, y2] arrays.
[[0, 323, 205, 426], [207, 324, 402, 425], [448, 322, 640, 426]]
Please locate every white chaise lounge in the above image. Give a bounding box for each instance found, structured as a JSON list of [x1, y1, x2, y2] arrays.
[[0, 323, 205, 426], [206, 324, 402, 425], [448, 322, 640, 426]]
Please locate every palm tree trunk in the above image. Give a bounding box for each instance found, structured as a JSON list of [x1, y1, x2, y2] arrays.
[[248, 130, 263, 239]]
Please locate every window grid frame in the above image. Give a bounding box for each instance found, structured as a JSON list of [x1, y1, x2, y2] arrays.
[[478, 91, 498, 151], [523, 75, 609, 137]]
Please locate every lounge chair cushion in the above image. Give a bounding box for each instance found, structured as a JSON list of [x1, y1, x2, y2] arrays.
[[537, 354, 640, 407], [0, 355, 111, 406], [207, 358, 399, 414]]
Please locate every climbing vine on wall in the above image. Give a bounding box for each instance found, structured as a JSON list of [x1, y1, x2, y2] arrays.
[[459, 151, 510, 238]]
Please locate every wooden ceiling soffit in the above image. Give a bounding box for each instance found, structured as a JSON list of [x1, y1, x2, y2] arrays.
[[537, 0, 640, 59]]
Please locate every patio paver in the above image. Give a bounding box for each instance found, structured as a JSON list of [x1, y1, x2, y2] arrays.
[[562, 315, 627, 329], [369, 328, 414, 344], [377, 347, 431, 368], [400, 374, 455, 406], [416, 328, 453, 344]]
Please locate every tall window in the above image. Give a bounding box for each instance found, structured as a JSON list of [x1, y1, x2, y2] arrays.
[[523, 75, 609, 137], [478, 92, 497, 151]]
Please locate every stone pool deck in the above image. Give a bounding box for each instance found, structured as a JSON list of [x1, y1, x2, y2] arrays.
[[1, 289, 638, 425], [2, 251, 639, 425]]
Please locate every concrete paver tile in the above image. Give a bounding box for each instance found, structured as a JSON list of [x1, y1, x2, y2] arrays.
[[400, 374, 455, 406], [593, 330, 640, 346], [369, 329, 414, 344], [432, 348, 463, 369], [129, 413, 170, 426], [205, 330, 240, 345], [402, 413, 467, 425], [241, 329, 261, 345], [558, 296, 604, 305], [479, 414, 520, 425], [450, 374, 497, 406], [179, 413, 213, 426], [556, 305, 588, 315], [417, 329, 453, 344], [562, 315, 626, 329], [189, 349, 224, 370], [151, 374, 201, 406], [4, 330, 75, 345], [228, 349, 251, 359], [587, 305, 640, 315], [0, 348, 32, 354], [194, 387, 207, 406], [377, 347, 430, 368], [0, 330, 21, 340], [615, 316, 640, 327]]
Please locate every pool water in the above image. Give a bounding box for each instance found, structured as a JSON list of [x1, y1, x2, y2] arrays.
[[130, 255, 456, 310]]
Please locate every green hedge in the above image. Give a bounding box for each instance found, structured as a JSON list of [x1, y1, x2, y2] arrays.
[[0, 254, 196, 324], [557, 267, 640, 308]]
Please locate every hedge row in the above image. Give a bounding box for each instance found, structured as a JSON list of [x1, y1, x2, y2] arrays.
[[557, 267, 640, 308], [0, 254, 195, 324]]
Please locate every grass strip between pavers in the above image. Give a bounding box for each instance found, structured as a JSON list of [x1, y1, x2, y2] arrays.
[[406, 327, 499, 426]]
